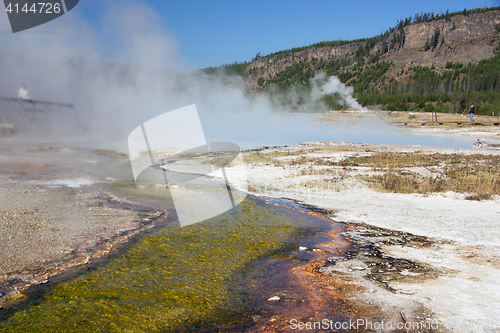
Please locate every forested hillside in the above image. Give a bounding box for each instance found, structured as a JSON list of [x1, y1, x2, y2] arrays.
[[204, 7, 500, 114]]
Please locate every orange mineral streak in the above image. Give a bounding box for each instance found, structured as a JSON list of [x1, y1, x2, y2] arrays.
[[247, 200, 376, 332], [265, 201, 332, 222]]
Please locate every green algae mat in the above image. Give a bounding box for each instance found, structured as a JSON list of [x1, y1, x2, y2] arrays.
[[0, 195, 332, 332]]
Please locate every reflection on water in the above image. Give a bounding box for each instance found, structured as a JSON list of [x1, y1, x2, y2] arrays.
[[0, 184, 349, 332]]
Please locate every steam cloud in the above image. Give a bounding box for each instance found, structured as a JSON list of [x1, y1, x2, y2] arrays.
[[0, 1, 278, 142], [311, 72, 364, 110], [0, 0, 381, 152]]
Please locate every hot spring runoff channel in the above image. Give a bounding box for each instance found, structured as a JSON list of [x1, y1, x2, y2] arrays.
[[0, 180, 352, 331]]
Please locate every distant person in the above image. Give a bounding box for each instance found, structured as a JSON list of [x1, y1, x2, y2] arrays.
[[469, 104, 475, 122], [18, 84, 30, 100]]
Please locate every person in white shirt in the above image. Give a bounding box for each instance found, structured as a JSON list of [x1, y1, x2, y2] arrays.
[[18, 84, 30, 100]]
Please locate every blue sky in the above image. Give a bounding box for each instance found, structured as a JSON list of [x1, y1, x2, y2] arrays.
[[8, 0, 498, 70], [151, 0, 499, 69]]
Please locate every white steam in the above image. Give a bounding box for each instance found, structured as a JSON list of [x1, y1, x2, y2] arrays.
[[0, 0, 443, 152], [0, 1, 285, 147], [311, 72, 364, 110]]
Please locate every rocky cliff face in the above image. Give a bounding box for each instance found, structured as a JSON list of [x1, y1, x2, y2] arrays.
[[393, 11, 499, 66], [242, 10, 500, 90], [404, 11, 499, 49]]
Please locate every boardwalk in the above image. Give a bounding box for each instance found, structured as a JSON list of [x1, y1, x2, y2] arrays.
[[0, 97, 79, 136], [395, 121, 500, 126]]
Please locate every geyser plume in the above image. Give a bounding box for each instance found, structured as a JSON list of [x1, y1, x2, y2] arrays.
[[311, 72, 364, 110]]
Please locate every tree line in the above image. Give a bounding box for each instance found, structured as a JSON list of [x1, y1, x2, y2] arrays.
[[201, 6, 500, 114]]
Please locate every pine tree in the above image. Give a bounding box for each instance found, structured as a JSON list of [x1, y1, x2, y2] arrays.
[[431, 28, 440, 50]]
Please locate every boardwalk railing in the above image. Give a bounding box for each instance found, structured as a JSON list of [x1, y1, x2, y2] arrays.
[[394, 121, 500, 126], [0, 97, 80, 136]]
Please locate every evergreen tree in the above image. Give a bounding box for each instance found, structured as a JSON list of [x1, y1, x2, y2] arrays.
[[431, 28, 440, 50]]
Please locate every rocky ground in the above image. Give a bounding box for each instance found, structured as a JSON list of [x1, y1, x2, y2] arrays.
[[199, 128, 500, 332], [1, 120, 500, 331], [0, 143, 164, 304]]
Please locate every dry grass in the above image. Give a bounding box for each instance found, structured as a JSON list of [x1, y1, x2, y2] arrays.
[[335, 152, 459, 168], [465, 193, 492, 201], [363, 170, 445, 194], [342, 153, 500, 198], [244, 148, 500, 200], [202, 156, 236, 168], [243, 150, 306, 165], [244, 145, 375, 165]]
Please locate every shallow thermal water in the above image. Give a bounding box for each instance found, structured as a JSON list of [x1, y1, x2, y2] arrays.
[[200, 111, 474, 149], [37, 112, 475, 152], [0, 182, 350, 332]]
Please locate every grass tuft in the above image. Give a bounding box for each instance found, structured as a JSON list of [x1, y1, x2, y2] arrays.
[[465, 193, 492, 201], [244, 147, 500, 199]]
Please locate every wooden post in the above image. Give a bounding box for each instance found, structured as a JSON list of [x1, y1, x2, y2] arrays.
[[17, 98, 29, 126], [68, 104, 82, 129], [2, 114, 7, 136], [43, 100, 50, 117]]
